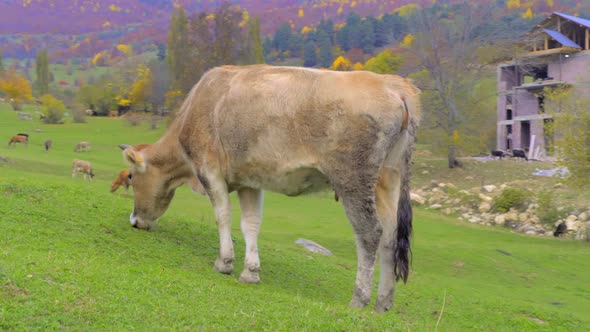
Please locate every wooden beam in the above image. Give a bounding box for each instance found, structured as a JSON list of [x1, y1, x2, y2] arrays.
[[586, 28, 589, 50], [544, 36, 548, 50], [557, 16, 561, 32]]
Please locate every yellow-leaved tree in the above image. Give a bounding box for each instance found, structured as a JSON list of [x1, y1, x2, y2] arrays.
[[116, 44, 133, 57], [0, 68, 33, 110], [331, 56, 352, 71], [363, 50, 402, 74], [39, 94, 66, 124], [129, 64, 154, 111]]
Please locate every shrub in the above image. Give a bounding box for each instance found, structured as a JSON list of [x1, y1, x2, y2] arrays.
[[72, 108, 87, 123], [492, 188, 530, 213], [536, 190, 567, 225], [39, 94, 66, 124]]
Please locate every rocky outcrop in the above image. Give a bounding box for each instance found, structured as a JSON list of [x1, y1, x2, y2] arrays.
[[414, 181, 589, 240]]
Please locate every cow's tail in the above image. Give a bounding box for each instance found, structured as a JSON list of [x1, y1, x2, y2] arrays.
[[393, 97, 416, 284]]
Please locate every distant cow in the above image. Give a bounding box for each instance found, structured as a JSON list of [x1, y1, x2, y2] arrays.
[[44, 139, 53, 152], [111, 168, 132, 193], [8, 134, 28, 148], [491, 150, 507, 159], [553, 221, 567, 237], [72, 159, 95, 180], [74, 141, 91, 152], [119, 64, 421, 313], [511, 149, 528, 161]]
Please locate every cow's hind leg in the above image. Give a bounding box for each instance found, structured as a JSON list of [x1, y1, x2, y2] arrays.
[[237, 188, 263, 283], [340, 188, 382, 309], [374, 167, 401, 313]]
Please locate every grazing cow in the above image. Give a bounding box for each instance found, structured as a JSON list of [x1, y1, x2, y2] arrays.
[[74, 141, 91, 152], [111, 168, 132, 193], [120, 65, 420, 313], [8, 134, 28, 147], [491, 150, 507, 159], [44, 139, 53, 152], [72, 159, 95, 180], [553, 221, 567, 237], [511, 149, 528, 161]]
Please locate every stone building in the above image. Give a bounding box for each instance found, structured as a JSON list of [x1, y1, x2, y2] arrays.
[[497, 12, 590, 158]]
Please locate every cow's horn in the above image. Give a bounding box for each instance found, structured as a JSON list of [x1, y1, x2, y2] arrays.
[[119, 144, 133, 150]]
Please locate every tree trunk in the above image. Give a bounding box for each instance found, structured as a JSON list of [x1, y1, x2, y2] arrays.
[[448, 144, 461, 169]]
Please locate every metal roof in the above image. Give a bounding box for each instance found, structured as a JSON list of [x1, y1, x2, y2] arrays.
[[542, 28, 581, 49], [554, 12, 590, 29]]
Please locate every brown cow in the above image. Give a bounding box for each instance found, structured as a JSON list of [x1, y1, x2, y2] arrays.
[[8, 134, 28, 148], [120, 65, 420, 313], [72, 159, 95, 180], [111, 168, 132, 193], [74, 141, 91, 152]]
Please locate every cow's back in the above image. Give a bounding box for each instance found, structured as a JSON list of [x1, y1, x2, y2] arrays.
[[178, 65, 420, 193]]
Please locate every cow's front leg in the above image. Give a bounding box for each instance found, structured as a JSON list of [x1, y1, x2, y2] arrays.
[[237, 188, 263, 284], [206, 177, 234, 274]]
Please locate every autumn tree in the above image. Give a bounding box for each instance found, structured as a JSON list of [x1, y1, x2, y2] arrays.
[[0, 48, 4, 76], [0, 68, 33, 110], [317, 30, 333, 68], [303, 40, 317, 67], [128, 64, 154, 111], [331, 56, 352, 71], [36, 49, 50, 95], [406, 3, 515, 168], [542, 86, 590, 188], [243, 17, 265, 65], [167, 5, 189, 89], [147, 60, 170, 115], [214, 2, 243, 66], [363, 49, 402, 74]]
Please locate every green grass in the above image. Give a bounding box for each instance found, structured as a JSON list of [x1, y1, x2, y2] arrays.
[[1, 103, 589, 331]]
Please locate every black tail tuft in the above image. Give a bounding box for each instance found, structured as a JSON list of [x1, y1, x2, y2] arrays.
[[394, 144, 413, 283]]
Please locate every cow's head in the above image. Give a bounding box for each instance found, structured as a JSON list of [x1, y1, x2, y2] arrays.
[[120, 144, 179, 230], [120, 144, 205, 230]]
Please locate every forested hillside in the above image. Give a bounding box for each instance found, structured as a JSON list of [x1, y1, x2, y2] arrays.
[[2, 0, 590, 60]]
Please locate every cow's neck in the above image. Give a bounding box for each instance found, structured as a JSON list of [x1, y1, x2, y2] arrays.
[[151, 129, 193, 181]]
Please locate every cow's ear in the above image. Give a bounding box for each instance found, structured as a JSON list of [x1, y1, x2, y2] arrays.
[[123, 149, 146, 172]]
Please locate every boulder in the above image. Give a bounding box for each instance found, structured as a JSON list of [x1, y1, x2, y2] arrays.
[[518, 213, 529, 222], [295, 239, 333, 256], [504, 211, 519, 222], [494, 215, 506, 225], [478, 202, 491, 213], [429, 204, 442, 210]]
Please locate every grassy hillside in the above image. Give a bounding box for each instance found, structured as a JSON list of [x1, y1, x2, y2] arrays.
[[1, 103, 589, 331]]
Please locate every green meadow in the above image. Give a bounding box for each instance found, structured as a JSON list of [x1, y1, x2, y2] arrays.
[[1, 103, 589, 331]]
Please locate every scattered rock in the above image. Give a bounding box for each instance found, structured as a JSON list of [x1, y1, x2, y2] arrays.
[[478, 193, 492, 203], [494, 215, 506, 225], [429, 204, 442, 210], [410, 192, 425, 205], [483, 185, 497, 193], [295, 239, 333, 256]]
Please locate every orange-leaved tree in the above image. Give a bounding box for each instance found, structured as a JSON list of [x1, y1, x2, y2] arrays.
[[0, 68, 33, 110]]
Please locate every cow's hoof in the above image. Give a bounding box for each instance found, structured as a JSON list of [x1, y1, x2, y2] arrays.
[[348, 298, 369, 309], [239, 270, 260, 284], [374, 302, 392, 314], [213, 257, 233, 275]]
